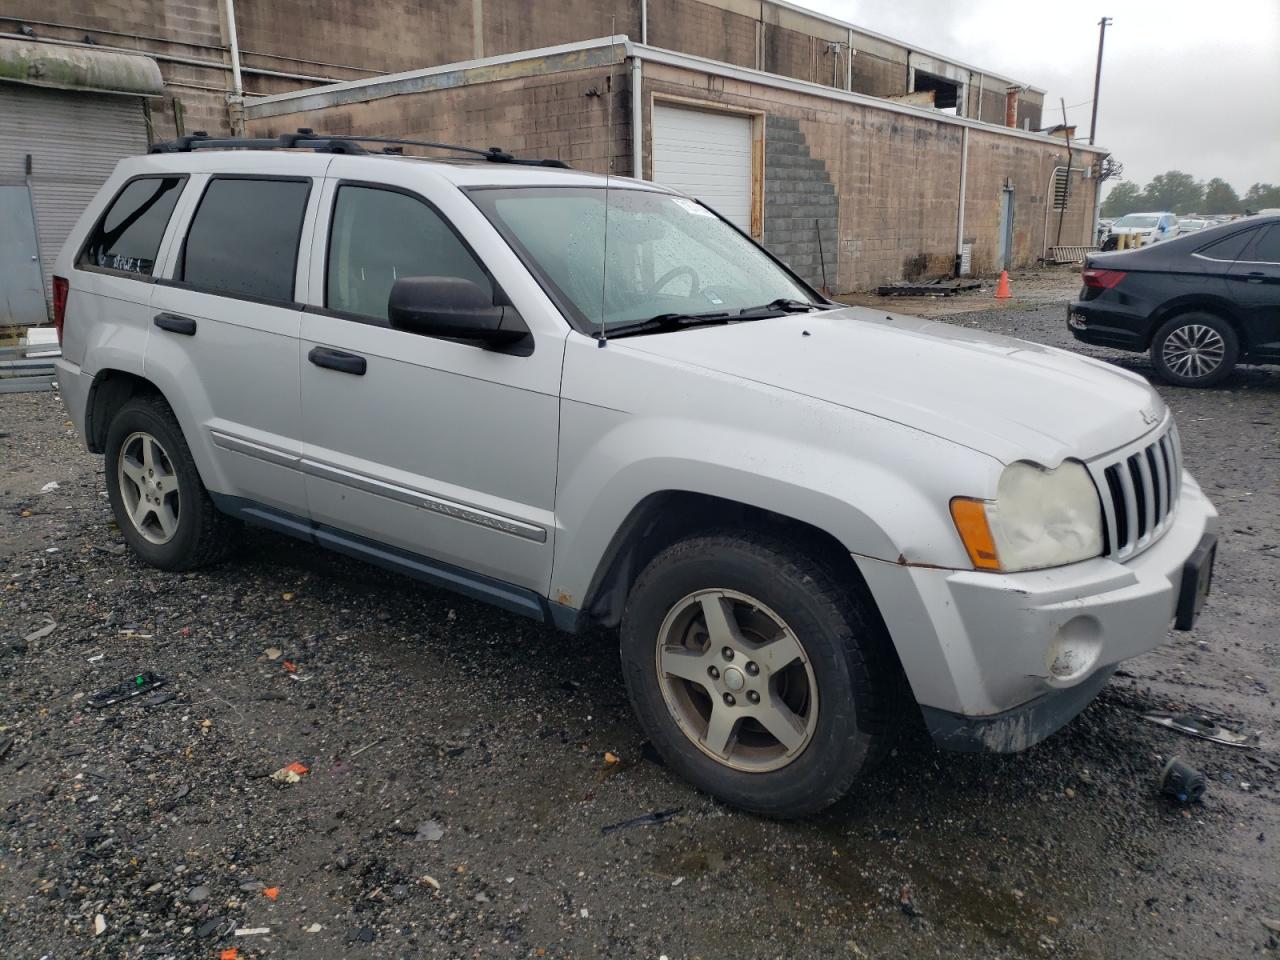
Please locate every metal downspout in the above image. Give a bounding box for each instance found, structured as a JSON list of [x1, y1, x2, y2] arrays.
[[630, 54, 643, 179], [955, 126, 969, 276], [640, 0, 648, 45], [222, 0, 244, 132]]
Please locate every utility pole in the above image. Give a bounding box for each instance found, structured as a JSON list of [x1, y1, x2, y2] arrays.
[[1088, 16, 1112, 145]]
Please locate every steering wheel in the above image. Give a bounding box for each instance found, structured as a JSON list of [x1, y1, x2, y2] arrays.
[[645, 265, 700, 298]]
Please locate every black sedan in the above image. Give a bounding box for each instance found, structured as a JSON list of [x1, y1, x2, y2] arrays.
[[1069, 215, 1280, 386]]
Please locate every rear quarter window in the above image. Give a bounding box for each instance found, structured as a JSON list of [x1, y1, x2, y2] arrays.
[[179, 177, 311, 303], [1196, 229, 1257, 262], [79, 176, 186, 276]]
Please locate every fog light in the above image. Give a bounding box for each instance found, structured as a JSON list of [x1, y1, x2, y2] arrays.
[[1044, 616, 1102, 686]]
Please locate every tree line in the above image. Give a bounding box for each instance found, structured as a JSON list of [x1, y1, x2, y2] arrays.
[[1102, 171, 1280, 217]]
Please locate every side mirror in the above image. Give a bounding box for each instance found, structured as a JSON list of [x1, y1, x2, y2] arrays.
[[388, 276, 529, 347]]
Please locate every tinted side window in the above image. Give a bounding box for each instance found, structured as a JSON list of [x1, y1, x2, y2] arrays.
[[1198, 229, 1256, 262], [1250, 226, 1280, 263], [326, 185, 492, 322], [80, 177, 185, 276], [181, 178, 310, 303]]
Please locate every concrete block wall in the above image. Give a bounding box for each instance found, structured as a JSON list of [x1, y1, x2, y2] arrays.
[[763, 117, 838, 290]]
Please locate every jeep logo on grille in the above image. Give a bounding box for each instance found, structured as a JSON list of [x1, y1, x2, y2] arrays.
[[1140, 407, 1159, 426]]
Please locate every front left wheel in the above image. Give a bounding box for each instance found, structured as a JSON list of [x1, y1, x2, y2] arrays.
[[620, 531, 898, 818], [104, 394, 238, 570]]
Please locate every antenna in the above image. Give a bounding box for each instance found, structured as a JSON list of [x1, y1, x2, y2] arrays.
[[597, 18, 615, 348]]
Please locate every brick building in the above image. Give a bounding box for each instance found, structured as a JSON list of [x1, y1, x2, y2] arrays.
[[1, 0, 1103, 318]]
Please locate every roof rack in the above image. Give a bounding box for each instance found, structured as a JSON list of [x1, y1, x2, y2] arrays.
[[149, 128, 571, 168]]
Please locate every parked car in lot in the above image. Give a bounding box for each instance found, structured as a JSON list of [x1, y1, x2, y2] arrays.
[[1070, 215, 1280, 386], [1102, 211, 1180, 249], [1177, 217, 1210, 234], [54, 133, 1218, 816]]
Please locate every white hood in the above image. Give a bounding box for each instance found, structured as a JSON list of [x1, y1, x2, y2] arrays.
[[620, 306, 1165, 466]]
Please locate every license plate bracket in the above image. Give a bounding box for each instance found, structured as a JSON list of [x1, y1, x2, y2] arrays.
[[1175, 533, 1216, 631]]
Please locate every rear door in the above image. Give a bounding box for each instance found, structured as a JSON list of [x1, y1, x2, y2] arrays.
[[1227, 225, 1280, 360], [297, 160, 563, 593], [147, 173, 321, 515]]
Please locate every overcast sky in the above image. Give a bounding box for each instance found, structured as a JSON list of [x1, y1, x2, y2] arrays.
[[796, 0, 1280, 196]]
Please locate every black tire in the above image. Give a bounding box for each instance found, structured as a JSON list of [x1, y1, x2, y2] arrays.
[[620, 531, 897, 818], [1149, 311, 1239, 387], [104, 394, 238, 570]]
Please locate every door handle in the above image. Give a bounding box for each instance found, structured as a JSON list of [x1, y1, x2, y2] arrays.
[[153, 312, 196, 335], [308, 345, 367, 375]]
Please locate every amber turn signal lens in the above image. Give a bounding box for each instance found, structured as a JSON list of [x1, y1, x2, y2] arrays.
[[949, 498, 1002, 571]]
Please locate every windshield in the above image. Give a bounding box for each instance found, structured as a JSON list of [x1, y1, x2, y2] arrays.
[[1115, 214, 1160, 228], [468, 186, 818, 332]]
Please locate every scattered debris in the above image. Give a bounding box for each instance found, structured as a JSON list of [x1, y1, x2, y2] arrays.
[[263, 886, 280, 901], [349, 927, 374, 943], [420, 874, 440, 891], [263, 647, 282, 660], [601, 808, 682, 835], [349, 736, 383, 758], [93, 914, 106, 936], [219, 950, 239, 960], [87, 671, 165, 709], [876, 278, 982, 297], [40, 481, 59, 493], [195, 917, 227, 938], [306, 923, 323, 933], [1143, 712, 1252, 747], [23, 619, 57, 643], [1261, 917, 1280, 935], [415, 819, 445, 842], [1160, 757, 1207, 805], [899, 887, 923, 918], [233, 927, 270, 936], [604, 751, 620, 765], [143, 690, 176, 707], [270, 761, 310, 783], [86, 652, 105, 664]]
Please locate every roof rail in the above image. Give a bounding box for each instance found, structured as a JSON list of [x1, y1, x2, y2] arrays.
[[149, 129, 571, 168]]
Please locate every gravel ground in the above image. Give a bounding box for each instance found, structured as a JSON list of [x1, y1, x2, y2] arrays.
[[1, 284, 1277, 959]]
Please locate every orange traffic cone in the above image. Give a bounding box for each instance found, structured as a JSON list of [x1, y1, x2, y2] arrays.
[[994, 270, 1012, 299]]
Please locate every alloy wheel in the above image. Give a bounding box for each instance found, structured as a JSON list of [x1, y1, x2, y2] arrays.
[[117, 431, 182, 545], [1162, 323, 1226, 380], [655, 589, 818, 773]]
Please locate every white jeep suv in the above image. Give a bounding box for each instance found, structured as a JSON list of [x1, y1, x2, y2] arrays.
[[53, 132, 1218, 816]]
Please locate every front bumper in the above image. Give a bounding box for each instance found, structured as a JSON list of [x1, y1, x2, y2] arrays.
[[855, 471, 1218, 751]]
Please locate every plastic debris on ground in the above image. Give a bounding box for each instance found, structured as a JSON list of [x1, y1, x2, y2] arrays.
[[87, 671, 165, 709], [1160, 757, 1207, 804], [601, 808, 682, 835], [1142, 711, 1252, 747], [270, 761, 309, 783]]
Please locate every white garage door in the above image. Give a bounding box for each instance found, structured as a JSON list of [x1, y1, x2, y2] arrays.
[[651, 104, 753, 232]]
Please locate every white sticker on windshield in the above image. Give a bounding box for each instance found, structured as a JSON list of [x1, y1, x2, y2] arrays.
[[671, 197, 715, 217]]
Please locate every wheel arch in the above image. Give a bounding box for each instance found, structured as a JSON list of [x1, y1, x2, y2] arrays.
[[1149, 295, 1247, 350], [576, 490, 889, 634], [85, 369, 165, 454]]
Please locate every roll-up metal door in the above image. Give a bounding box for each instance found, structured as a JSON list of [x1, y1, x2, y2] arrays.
[[652, 104, 753, 232], [0, 85, 149, 311]]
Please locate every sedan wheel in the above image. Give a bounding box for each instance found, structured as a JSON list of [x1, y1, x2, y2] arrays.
[[1150, 312, 1239, 388], [1161, 323, 1225, 380]]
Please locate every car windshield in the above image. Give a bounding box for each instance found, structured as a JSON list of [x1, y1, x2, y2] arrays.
[[468, 186, 818, 332], [1115, 215, 1161, 228]]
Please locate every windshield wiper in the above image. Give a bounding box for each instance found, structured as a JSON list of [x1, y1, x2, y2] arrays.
[[734, 298, 822, 319], [602, 310, 733, 339], [601, 299, 824, 340]]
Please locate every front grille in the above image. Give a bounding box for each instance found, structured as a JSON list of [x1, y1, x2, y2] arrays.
[[1091, 422, 1181, 560]]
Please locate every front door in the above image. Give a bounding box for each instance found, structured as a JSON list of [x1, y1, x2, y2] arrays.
[[298, 163, 563, 593], [1227, 224, 1280, 361], [0, 185, 48, 326]]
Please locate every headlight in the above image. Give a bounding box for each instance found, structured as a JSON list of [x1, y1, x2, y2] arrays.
[[950, 461, 1104, 572]]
